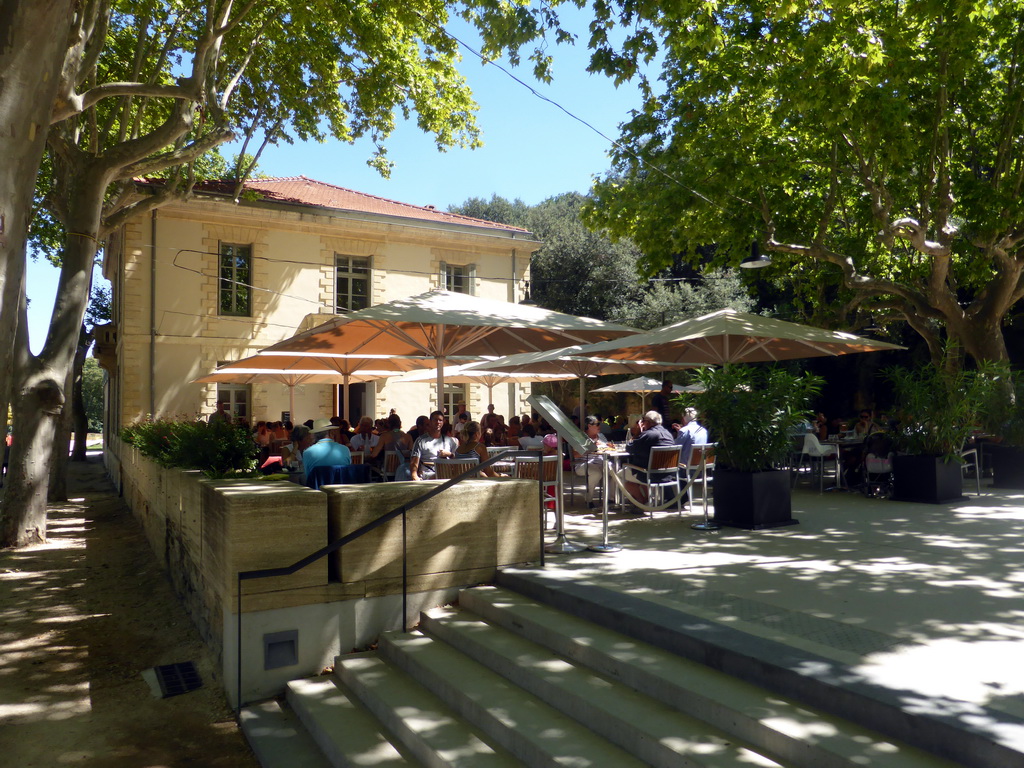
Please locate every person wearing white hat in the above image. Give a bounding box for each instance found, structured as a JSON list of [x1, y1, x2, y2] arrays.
[[302, 418, 352, 481]]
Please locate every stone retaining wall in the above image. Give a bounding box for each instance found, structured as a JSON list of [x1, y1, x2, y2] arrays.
[[104, 438, 540, 703]]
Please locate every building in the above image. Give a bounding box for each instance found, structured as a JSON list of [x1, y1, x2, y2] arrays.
[[100, 176, 540, 431]]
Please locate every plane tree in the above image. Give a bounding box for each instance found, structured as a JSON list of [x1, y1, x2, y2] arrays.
[[0, 0, 575, 547], [582, 0, 1024, 365]]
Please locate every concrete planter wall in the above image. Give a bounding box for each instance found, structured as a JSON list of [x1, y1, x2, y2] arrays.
[[104, 439, 540, 705]]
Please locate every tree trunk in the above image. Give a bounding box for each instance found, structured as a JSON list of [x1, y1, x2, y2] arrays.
[[70, 327, 90, 461], [48, 359, 74, 502], [0, 166, 102, 547], [955, 319, 1010, 365], [0, 0, 76, 450]]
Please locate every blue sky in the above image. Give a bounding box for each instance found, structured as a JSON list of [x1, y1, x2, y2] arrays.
[[27, 10, 648, 353]]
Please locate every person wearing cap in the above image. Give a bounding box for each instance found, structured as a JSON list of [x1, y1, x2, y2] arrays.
[[410, 410, 458, 481], [302, 418, 352, 481]]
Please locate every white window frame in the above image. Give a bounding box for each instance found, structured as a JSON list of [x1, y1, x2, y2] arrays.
[[440, 261, 476, 295], [219, 242, 252, 316], [335, 254, 372, 312], [216, 383, 250, 423]]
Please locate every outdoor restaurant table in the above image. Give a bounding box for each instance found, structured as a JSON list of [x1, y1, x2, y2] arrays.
[[597, 445, 631, 513], [823, 435, 866, 490]]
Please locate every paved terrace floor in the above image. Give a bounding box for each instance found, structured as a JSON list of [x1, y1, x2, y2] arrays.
[[544, 479, 1024, 753]]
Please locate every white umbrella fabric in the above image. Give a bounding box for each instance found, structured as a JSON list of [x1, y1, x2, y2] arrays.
[[589, 376, 703, 410], [391, 364, 576, 406], [194, 353, 409, 420], [462, 347, 692, 425], [574, 308, 904, 365], [258, 290, 639, 411]]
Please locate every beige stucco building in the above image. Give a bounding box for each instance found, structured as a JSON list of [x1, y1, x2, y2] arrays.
[[99, 176, 540, 431]]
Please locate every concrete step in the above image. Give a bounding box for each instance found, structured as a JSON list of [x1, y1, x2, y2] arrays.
[[494, 567, 1023, 768], [451, 585, 956, 768], [379, 630, 651, 768], [419, 605, 786, 768], [335, 651, 518, 767], [286, 674, 414, 767], [239, 698, 332, 768]]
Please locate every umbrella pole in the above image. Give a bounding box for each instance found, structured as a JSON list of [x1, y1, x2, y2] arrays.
[[436, 357, 445, 414], [343, 374, 350, 422], [545, 434, 585, 554], [289, 384, 295, 423]]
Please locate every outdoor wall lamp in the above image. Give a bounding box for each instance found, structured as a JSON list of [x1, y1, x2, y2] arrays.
[[740, 240, 772, 269]]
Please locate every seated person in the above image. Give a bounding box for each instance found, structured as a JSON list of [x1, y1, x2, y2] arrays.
[[410, 411, 459, 481], [453, 411, 470, 440], [672, 406, 709, 462], [504, 415, 522, 444], [349, 416, 380, 452], [456, 420, 501, 477], [369, 413, 406, 465], [573, 416, 609, 507], [302, 419, 352, 486], [621, 410, 676, 505], [853, 409, 884, 438], [518, 423, 544, 450]]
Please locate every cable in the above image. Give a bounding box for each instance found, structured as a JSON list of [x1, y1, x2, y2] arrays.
[[428, 16, 741, 213]]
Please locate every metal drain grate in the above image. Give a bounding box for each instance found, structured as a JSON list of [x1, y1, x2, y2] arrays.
[[153, 661, 202, 698]]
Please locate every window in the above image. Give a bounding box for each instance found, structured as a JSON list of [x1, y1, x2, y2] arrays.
[[442, 384, 467, 419], [216, 383, 249, 423], [219, 243, 252, 316], [336, 255, 371, 312], [440, 262, 476, 295]]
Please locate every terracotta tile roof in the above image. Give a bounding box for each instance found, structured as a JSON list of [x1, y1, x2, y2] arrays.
[[189, 176, 532, 235]]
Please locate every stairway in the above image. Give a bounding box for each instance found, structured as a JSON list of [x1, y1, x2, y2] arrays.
[[240, 570, 1010, 768]]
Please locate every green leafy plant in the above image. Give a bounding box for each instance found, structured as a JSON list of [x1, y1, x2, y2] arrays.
[[883, 359, 1004, 461], [976, 364, 1024, 448], [683, 365, 822, 472], [120, 419, 258, 479]]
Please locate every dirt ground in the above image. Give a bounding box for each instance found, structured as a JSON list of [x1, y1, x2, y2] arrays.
[[0, 455, 260, 767]]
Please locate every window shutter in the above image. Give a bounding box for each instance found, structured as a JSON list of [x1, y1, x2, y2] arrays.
[[468, 264, 477, 295], [439, 261, 449, 290]]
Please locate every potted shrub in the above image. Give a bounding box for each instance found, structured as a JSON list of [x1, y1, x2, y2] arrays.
[[687, 365, 822, 529], [884, 359, 1000, 503], [978, 366, 1024, 489]]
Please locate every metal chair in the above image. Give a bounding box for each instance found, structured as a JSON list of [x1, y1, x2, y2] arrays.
[[793, 433, 839, 492], [513, 454, 559, 522], [431, 457, 480, 480], [961, 443, 981, 495], [624, 445, 683, 514], [381, 450, 403, 481], [682, 444, 715, 512]]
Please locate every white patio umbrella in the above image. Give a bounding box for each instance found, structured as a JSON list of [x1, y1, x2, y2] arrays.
[[391, 364, 576, 406], [589, 376, 703, 410], [462, 347, 692, 425], [194, 353, 411, 420], [575, 308, 905, 365], [257, 290, 638, 412]]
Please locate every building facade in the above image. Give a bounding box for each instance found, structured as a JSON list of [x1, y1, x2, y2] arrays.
[[101, 176, 540, 431]]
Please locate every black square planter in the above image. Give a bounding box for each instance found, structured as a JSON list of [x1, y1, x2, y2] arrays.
[[712, 467, 797, 530], [892, 454, 964, 503], [988, 444, 1024, 489]]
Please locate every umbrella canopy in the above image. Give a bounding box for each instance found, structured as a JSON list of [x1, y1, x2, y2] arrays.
[[391, 364, 576, 405], [589, 376, 703, 411], [574, 308, 905, 365], [462, 347, 691, 424], [194, 353, 409, 420], [257, 290, 638, 410]]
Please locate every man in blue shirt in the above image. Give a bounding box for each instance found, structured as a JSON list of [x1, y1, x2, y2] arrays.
[[302, 418, 352, 485]]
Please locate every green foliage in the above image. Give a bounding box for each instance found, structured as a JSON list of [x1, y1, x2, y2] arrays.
[[450, 192, 755, 326], [81, 358, 104, 432], [685, 365, 822, 472], [883, 357, 1004, 460], [979, 367, 1024, 447], [583, 0, 1024, 362], [120, 419, 258, 479]]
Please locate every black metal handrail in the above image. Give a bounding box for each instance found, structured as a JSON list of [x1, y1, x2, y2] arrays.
[[234, 448, 544, 710]]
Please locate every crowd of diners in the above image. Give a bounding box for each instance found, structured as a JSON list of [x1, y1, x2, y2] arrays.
[[232, 377, 912, 496]]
